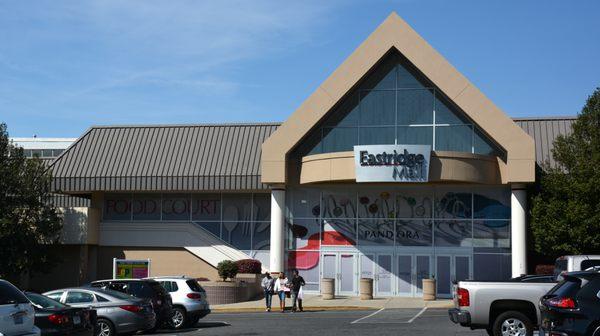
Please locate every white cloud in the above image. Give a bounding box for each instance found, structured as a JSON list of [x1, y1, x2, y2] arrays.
[[1, 0, 344, 97]]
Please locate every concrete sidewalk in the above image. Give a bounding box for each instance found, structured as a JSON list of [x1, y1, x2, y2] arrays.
[[211, 294, 453, 312]]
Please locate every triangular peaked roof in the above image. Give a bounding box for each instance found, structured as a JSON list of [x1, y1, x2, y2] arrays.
[[261, 12, 535, 185]]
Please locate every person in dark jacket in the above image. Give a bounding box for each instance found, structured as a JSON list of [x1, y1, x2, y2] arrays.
[[290, 269, 306, 312]]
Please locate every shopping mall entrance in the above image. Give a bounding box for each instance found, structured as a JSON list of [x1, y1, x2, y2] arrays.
[[318, 248, 472, 298]]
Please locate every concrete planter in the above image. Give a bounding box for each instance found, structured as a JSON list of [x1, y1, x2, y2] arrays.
[[360, 278, 373, 300], [422, 278, 436, 301], [321, 278, 335, 300], [235, 273, 262, 300]]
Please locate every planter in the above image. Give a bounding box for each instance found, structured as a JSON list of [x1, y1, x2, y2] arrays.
[[202, 281, 249, 305], [422, 278, 436, 301], [321, 278, 335, 300], [359, 278, 373, 300]]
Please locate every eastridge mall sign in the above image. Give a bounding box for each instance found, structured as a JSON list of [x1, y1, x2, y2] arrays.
[[354, 145, 431, 183]]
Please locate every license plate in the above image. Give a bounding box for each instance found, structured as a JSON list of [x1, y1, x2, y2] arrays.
[[13, 314, 23, 325], [73, 315, 81, 325]]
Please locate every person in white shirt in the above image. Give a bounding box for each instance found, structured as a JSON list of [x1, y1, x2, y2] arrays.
[[273, 272, 289, 313], [260, 272, 275, 312]]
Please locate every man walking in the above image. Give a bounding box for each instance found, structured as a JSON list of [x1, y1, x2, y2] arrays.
[[290, 269, 306, 312], [261, 272, 274, 312]]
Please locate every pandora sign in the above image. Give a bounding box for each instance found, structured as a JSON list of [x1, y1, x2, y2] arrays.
[[354, 145, 431, 183]]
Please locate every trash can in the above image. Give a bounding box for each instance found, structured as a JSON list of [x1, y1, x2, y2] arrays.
[[360, 278, 373, 300], [422, 278, 436, 301], [321, 278, 335, 300]]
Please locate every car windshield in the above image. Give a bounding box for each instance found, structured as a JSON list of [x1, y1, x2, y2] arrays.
[[186, 279, 205, 293], [0, 281, 29, 305], [25, 292, 66, 309]]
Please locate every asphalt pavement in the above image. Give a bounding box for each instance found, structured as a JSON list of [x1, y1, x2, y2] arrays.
[[152, 308, 487, 336]]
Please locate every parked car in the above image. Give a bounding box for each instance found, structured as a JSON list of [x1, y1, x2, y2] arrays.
[[554, 255, 600, 276], [0, 279, 40, 336], [89, 279, 172, 331], [449, 255, 600, 336], [43, 287, 155, 336], [540, 271, 600, 336], [147, 276, 210, 329], [24, 291, 94, 336]]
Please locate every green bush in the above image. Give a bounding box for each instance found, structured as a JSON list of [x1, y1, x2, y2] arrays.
[[217, 260, 239, 281]]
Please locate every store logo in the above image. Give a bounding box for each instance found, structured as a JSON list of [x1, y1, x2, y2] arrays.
[[354, 145, 431, 183]]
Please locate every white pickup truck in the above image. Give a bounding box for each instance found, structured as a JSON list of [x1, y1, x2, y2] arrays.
[[448, 255, 600, 336]]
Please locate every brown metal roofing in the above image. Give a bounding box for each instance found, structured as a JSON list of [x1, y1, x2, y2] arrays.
[[50, 123, 280, 192], [50, 117, 576, 193], [513, 116, 576, 168]]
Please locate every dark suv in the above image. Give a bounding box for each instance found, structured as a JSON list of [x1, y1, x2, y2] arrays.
[[89, 279, 172, 331], [540, 271, 600, 336]]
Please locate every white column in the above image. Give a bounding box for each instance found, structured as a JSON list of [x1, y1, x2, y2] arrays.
[[269, 187, 286, 274], [511, 185, 528, 277]]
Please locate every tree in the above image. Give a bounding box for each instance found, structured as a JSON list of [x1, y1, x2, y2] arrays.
[[531, 88, 600, 256], [0, 123, 62, 281]]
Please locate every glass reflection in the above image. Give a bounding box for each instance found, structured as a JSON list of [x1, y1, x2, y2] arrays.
[[434, 221, 472, 247]]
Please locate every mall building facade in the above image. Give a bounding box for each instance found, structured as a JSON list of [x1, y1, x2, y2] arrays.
[[44, 13, 575, 298]]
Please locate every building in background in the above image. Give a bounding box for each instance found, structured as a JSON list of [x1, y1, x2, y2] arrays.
[[23, 13, 578, 297]]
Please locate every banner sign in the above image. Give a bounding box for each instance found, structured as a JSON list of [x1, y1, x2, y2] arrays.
[[113, 259, 151, 279], [354, 145, 431, 183]]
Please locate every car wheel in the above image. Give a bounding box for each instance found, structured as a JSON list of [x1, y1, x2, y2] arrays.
[[590, 324, 600, 336], [492, 311, 533, 336], [170, 307, 187, 329], [96, 318, 115, 336]]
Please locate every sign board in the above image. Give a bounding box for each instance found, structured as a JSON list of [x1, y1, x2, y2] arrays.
[[113, 259, 151, 279], [354, 145, 431, 183]]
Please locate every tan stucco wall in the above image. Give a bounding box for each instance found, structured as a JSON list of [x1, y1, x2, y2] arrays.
[[300, 151, 502, 185], [261, 12, 535, 185], [97, 246, 219, 281]]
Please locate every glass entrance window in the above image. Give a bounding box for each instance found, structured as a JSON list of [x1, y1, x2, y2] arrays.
[[302, 52, 505, 158], [436, 256, 451, 296], [376, 255, 393, 295], [397, 255, 412, 295]]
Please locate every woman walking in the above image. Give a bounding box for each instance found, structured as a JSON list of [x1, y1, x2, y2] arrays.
[[261, 272, 274, 312], [274, 272, 289, 313]]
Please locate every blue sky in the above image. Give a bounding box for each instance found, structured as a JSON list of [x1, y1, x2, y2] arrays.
[[1, 1, 599, 137]]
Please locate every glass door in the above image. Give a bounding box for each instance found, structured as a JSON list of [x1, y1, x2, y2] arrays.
[[396, 255, 413, 296], [436, 255, 452, 298], [339, 253, 357, 296], [321, 252, 357, 296], [415, 255, 431, 296], [454, 255, 471, 282], [375, 254, 393, 296]]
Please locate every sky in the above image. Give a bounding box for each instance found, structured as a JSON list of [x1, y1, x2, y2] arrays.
[[1, 1, 599, 138]]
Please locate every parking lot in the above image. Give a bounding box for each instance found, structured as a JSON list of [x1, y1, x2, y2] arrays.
[[153, 308, 487, 336]]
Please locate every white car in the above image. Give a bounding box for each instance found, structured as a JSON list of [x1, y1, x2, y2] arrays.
[[147, 276, 210, 329], [0, 279, 40, 336]]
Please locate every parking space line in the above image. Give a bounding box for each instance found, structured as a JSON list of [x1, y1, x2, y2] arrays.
[[350, 308, 385, 324], [407, 307, 427, 323]]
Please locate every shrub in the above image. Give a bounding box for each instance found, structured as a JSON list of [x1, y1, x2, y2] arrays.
[[217, 260, 239, 281], [535, 264, 554, 275], [235, 259, 262, 274]]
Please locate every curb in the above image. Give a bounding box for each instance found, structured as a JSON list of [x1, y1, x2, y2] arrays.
[[211, 306, 378, 313]]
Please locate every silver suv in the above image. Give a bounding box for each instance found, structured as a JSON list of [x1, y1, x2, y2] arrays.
[[148, 276, 210, 329]]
